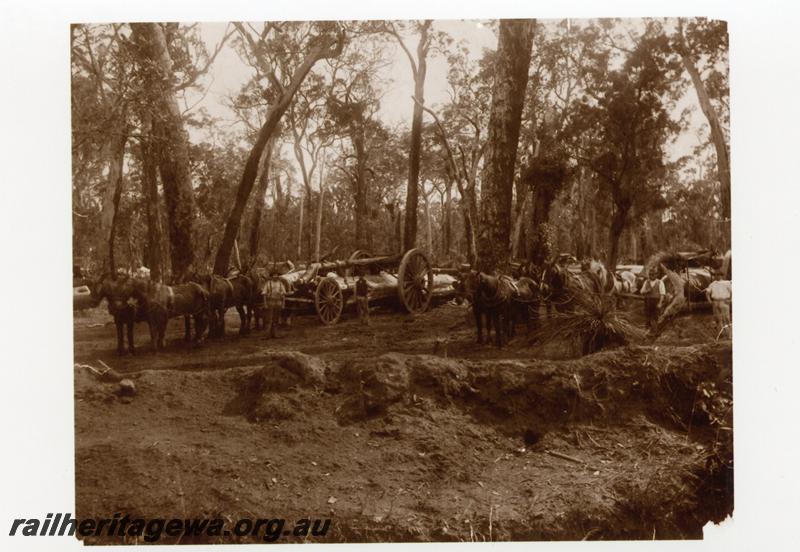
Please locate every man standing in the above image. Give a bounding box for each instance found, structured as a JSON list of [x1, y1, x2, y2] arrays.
[[639, 268, 666, 332], [355, 272, 370, 326], [262, 271, 285, 339], [705, 270, 732, 339]]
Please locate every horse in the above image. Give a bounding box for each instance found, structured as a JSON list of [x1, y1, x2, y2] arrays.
[[508, 276, 541, 337], [539, 261, 576, 313], [90, 273, 149, 355], [611, 270, 637, 307], [247, 268, 269, 331], [188, 272, 255, 337], [541, 257, 617, 312], [462, 271, 514, 347], [133, 281, 210, 350]]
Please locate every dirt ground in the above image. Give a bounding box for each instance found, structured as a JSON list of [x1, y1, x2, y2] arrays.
[[73, 300, 733, 543]]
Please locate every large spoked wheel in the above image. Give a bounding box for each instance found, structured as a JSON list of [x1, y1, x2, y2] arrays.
[[397, 248, 434, 314], [315, 277, 344, 325], [345, 250, 371, 278]]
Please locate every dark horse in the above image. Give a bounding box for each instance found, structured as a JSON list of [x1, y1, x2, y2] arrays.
[[91, 273, 149, 355], [188, 273, 256, 337], [462, 271, 514, 347], [134, 280, 210, 350], [508, 276, 541, 337]]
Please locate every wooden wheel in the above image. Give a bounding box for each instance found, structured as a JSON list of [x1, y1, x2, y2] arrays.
[[349, 249, 371, 261], [345, 250, 371, 277], [397, 248, 433, 314], [314, 277, 344, 325]]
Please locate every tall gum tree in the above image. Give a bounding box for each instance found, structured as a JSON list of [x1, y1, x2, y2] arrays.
[[382, 20, 435, 251], [213, 22, 345, 275], [675, 18, 730, 246], [130, 23, 201, 281], [476, 19, 536, 272]]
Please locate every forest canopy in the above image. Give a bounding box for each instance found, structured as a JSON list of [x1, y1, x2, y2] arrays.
[[71, 18, 730, 280]]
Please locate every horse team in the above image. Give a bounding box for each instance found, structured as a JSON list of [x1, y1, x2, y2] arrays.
[[90, 269, 286, 355], [459, 258, 638, 347], [88, 256, 635, 355]]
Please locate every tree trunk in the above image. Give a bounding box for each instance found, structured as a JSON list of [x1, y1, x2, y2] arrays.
[[510, 188, 529, 259], [247, 137, 275, 265], [442, 183, 452, 259], [315, 154, 325, 262], [402, 22, 431, 251], [131, 23, 197, 282], [607, 206, 628, 271], [99, 131, 127, 272], [423, 188, 433, 256], [297, 193, 304, 259], [353, 135, 370, 251], [677, 20, 730, 245], [139, 118, 165, 282], [212, 31, 344, 275], [476, 19, 535, 272]]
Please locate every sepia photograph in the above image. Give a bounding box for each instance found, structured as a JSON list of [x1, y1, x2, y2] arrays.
[[65, 16, 736, 543], [61, 15, 740, 543]]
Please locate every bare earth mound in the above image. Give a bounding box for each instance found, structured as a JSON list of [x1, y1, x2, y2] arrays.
[[74, 306, 732, 543]]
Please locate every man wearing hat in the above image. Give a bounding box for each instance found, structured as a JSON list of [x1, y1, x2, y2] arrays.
[[705, 269, 732, 338], [261, 268, 286, 339]]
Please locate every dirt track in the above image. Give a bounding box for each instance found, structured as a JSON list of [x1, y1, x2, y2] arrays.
[[73, 302, 733, 542]]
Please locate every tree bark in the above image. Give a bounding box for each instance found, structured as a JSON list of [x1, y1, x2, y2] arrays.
[[396, 21, 431, 252], [98, 131, 127, 272], [476, 19, 535, 272], [442, 182, 452, 258], [510, 189, 529, 259], [247, 136, 276, 265], [297, 193, 305, 259], [607, 205, 628, 271], [422, 187, 433, 255], [131, 23, 197, 282], [315, 154, 325, 262], [139, 117, 165, 282], [213, 30, 344, 275], [352, 134, 370, 251]]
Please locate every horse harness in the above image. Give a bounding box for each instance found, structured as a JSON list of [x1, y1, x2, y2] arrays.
[[476, 275, 512, 309]]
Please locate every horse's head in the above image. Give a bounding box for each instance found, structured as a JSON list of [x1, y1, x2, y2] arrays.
[[542, 261, 567, 293], [457, 270, 480, 300], [186, 271, 212, 289], [91, 273, 136, 314]]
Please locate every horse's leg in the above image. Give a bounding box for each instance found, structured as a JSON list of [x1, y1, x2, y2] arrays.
[[246, 302, 254, 332], [115, 318, 125, 355], [195, 312, 207, 344], [213, 307, 223, 337], [148, 318, 158, 352], [184, 315, 192, 342], [474, 306, 483, 344], [127, 317, 135, 355], [158, 318, 166, 349], [237, 304, 248, 335], [212, 306, 221, 337], [493, 311, 503, 348]]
